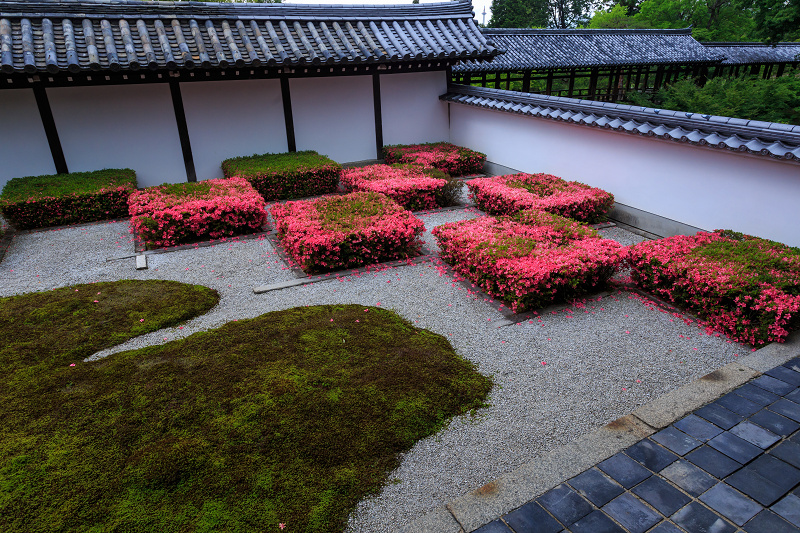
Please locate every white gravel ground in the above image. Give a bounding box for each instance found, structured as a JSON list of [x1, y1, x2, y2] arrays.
[[0, 209, 751, 532]]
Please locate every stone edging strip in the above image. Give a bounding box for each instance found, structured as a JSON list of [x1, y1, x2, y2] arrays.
[[401, 331, 800, 533]]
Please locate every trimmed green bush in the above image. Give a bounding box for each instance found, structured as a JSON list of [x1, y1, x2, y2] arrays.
[[221, 151, 342, 200], [0, 169, 137, 229]]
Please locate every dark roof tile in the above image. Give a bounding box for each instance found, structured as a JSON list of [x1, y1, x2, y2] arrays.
[[702, 42, 800, 65]]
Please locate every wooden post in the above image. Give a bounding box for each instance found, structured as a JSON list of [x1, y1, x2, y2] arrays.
[[545, 70, 553, 95], [777, 63, 786, 77], [168, 79, 196, 182], [522, 70, 531, 93], [654, 65, 664, 91], [372, 73, 383, 160], [280, 76, 296, 153], [33, 85, 69, 175], [567, 69, 575, 98], [588, 68, 598, 100]]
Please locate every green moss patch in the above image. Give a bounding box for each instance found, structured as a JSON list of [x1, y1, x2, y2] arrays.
[[0, 296, 491, 532]]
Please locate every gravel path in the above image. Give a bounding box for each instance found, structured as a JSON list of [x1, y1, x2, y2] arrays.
[[0, 209, 751, 532]]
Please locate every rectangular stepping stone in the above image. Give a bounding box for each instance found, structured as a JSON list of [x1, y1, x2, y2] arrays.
[[597, 453, 652, 489], [770, 399, 800, 422], [502, 501, 563, 533], [695, 403, 744, 430], [752, 375, 796, 396], [631, 475, 691, 516], [749, 409, 800, 436], [729, 421, 781, 449], [671, 502, 736, 533], [785, 357, 800, 373], [708, 432, 763, 464], [649, 522, 684, 533], [787, 388, 800, 404], [536, 484, 594, 527], [568, 468, 623, 507], [766, 366, 800, 387], [570, 510, 626, 533], [716, 393, 762, 417], [135, 254, 147, 270], [602, 493, 661, 533], [685, 445, 743, 479], [743, 510, 798, 533], [726, 468, 788, 506], [699, 483, 763, 525], [473, 520, 512, 533], [660, 460, 716, 496], [624, 438, 679, 472], [735, 383, 781, 407], [771, 440, 800, 469], [748, 454, 800, 492], [772, 494, 800, 528], [652, 427, 702, 455], [673, 414, 724, 441]]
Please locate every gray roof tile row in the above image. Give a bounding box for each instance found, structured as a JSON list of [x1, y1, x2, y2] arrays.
[[0, 0, 497, 74], [453, 27, 721, 72], [702, 42, 800, 65], [441, 84, 800, 162]]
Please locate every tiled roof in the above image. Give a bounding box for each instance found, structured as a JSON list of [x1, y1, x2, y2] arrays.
[[0, 0, 498, 74], [702, 42, 800, 65], [452, 27, 722, 72], [441, 84, 800, 162]]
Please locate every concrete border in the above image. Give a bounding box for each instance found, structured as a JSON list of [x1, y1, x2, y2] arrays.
[[609, 203, 707, 239], [402, 330, 800, 533]]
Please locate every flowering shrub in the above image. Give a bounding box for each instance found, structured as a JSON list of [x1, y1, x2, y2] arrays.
[[383, 142, 486, 176], [467, 173, 614, 222], [128, 177, 268, 248], [628, 230, 800, 345], [221, 151, 341, 200], [433, 209, 624, 312], [0, 169, 137, 229], [341, 164, 459, 210], [271, 191, 425, 274]]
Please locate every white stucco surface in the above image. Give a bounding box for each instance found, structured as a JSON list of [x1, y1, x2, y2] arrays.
[[290, 75, 376, 163], [450, 104, 800, 247], [380, 71, 449, 146], [181, 79, 288, 181], [47, 84, 187, 187], [0, 89, 57, 189]]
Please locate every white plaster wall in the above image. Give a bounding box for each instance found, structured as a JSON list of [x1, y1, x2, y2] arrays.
[[290, 75, 375, 163], [181, 79, 287, 180], [47, 85, 186, 187], [380, 71, 449, 146], [450, 104, 800, 247], [0, 89, 57, 189]]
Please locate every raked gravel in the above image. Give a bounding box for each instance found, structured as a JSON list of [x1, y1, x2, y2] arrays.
[[0, 209, 750, 533]]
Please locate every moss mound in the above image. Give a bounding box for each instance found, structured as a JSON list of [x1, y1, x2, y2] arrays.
[[0, 296, 491, 532]]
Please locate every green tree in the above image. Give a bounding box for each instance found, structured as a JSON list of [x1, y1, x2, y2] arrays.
[[588, 3, 653, 26], [489, 0, 550, 27], [746, 0, 800, 42]]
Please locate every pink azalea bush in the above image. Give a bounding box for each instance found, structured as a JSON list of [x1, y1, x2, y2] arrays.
[[271, 191, 425, 274], [628, 230, 800, 346], [341, 164, 456, 211], [467, 173, 614, 222], [221, 151, 341, 200], [433, 209, 624, 312], [0, 169, 137, 229], [128, 177, 268, 248], [383, 142, 486, 176]]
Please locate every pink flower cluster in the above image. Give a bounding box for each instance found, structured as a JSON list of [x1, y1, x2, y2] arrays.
[[1, 185, 135, 230], [433, 209, 624, 312], [467, 173, 615, 222], [271, 191, 425, 274], [383, 143, 486, 176], [628, 230, 800, 346], [341, 165, 447, 211], [128, 177, 268, 248]]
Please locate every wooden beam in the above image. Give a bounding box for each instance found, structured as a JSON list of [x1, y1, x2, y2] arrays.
[[168, 79, 196, 182], [32, 85, 68, 175], [372, 73, 383, 159], [280, 76, 296, 153]]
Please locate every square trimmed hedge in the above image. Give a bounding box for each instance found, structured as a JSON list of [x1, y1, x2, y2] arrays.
[[382, 142, 486, 177], [433, 209, 624, 312], [467, 173, 614, 223], [221, 151, 342, 200], [628, 229, 800, 346], [0, 169, 137, 229], [341, 164, 460, 211], [270, 191, 425, 274], [128, 177, 269, 249]]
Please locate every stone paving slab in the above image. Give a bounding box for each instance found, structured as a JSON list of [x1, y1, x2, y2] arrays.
[[404, 332, 800, 533]]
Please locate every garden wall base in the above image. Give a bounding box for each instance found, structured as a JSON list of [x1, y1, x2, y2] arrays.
[[609, 203, 707, 239]]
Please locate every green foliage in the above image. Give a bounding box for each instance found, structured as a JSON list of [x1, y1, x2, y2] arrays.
[[221, 151, 342, 201], [0, 169, 138, 230], [623, 76, 800, 124], [489, 0, 593, 28], [588, 3, 654, 27], [745, 0, 800, 42], [0, 291, 491, 533]]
